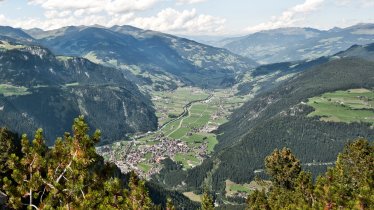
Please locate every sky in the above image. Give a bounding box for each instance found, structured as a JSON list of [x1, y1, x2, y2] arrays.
[[0, 0, 373, 36]]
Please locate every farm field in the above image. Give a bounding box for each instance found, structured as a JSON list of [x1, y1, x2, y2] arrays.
[[225, 180, 272, 198], [96, 61, 293, 178], [183, 192, 201, 203], [0, 84, 31, 96], [98, 86, 253, 177], [307, 88, 374, 124], [0, 41, 25, 50], [152, 87, 210, 125]]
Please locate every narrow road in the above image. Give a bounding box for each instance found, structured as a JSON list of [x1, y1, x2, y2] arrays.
[[124, 93, 213, 158], [167, 102, 193, 137], [159, 93, 213, 131], [129, 93, 213, 141]]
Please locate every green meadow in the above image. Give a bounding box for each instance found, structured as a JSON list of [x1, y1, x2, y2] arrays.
[[307, 89, 374, 124]]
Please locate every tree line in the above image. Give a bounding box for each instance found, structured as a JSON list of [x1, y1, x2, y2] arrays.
[[0, 116, 184, 209], [247, 138, 373, 210]]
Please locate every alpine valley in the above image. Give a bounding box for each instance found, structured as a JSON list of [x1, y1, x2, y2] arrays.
[[0, 22, 373, 209]]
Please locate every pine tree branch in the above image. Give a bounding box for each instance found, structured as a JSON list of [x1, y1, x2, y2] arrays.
[[56, 150, 77, 183], [23, 203, 40, 210], [80, 189, 86, 199]]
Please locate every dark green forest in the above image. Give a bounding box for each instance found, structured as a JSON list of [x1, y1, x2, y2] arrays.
[[153, 57, 374, 203], [0, 116, 198, 209]]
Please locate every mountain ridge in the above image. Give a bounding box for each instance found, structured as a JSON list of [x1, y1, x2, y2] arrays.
[[0, 41, 157, 145], [20, 25, 258, 91], [215, 23, 374, 64]]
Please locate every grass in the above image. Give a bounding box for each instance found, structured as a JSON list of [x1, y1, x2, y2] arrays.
[[64, 82, 80, 87], [144, 153, 153, 160], [225, 180, 252, 195], [100, 86, 253, 175], [152, 87, 210, 125], [84, 52, 103, 64], [57, 56, 74, 62], [0, 84, 31, 96], [206, 135, 218, 153], [138, 163, 152, 173], [0, 41, 25, 50], [151, 88, 247, 168], [225, 180, 272, 198], [183, 192, 201, 203], [174, 153, 200, 169], [169, 127, 190, 139], [307, 88, 374, 124]]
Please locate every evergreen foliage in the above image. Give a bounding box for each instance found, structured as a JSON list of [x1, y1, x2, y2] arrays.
[[166, 197, 176, 210], [0, 116, 158, 209], [201, 190, 214, 210], [247, 138, 374, 210], [265, 148, 301, 190]]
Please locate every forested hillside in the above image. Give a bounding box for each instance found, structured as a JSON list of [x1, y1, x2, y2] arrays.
[[29, 25, 257, 90], [154, 48, 374, 203], [0, 41, 157, 145], [211, 57, 374, 189]]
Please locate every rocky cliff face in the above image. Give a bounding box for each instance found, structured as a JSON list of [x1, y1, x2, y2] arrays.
[[0, 41, 157, 145]]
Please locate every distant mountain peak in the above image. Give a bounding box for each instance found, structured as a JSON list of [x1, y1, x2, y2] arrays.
[[220, 23, 374, 64]]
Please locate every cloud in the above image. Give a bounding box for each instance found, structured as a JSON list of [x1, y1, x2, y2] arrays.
[[1, 3, 225, 35], [18, 0, 225, 34], [176, 0, 207, 4], [28, 0, 160, 14], [335, 0, 374, 7], [2, 13, 135, 30], [245, 0, 325, 33], [131, 8, 225, 34]]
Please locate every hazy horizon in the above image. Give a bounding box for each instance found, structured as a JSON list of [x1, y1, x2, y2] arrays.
[[0, 0, 373, 36]]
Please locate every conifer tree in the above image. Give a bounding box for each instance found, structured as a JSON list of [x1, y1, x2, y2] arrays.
[[246, 190, 270, 210], [1, 116, 157, 209], [3, 129, 47, 209], [0, 128, 19, 183], [127, 171, 153, 210], [314, 138, 374, 210], [247, 138, 373, 210], [166, 197, 176, 210], [265, 147, 301, 189], [201, 190, 214, 210]]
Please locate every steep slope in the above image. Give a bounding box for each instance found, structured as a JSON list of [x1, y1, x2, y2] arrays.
[[156, 46, 374, 201], [336, 42, 374, 62], [0, 26, 35, 43], [31, 25, 256, 90], [236, 56, 330, 96], [222, 24, 374, 64], [0, 41, 157, 145]]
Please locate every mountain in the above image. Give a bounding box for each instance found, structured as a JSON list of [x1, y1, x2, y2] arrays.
[[0, 40, 157, 145], [177, 34, 237, 47], [221, 24, 374, 64], [153, 44, 374, 203], [335, 42, 374, 62], [27, 25, 257, 90], [236, 56, 330, 96], [0, 26, 35, 44]]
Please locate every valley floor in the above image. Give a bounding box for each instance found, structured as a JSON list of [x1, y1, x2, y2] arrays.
[[97, 86, 252, 178]]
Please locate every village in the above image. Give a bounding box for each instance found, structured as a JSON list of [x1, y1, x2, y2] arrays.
[[97, 87, 249, 178], [98, 133, 210, 178]]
